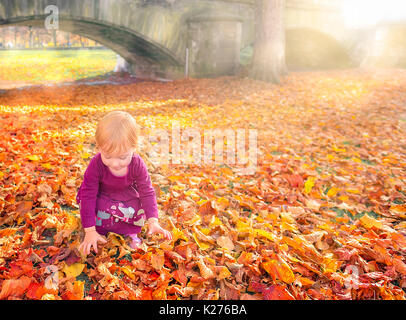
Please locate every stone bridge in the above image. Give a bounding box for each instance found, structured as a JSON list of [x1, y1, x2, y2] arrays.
[[0, 0, 402, 79]]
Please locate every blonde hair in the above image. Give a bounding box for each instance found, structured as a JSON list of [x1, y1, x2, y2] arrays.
[[95, 111, 138, 156]]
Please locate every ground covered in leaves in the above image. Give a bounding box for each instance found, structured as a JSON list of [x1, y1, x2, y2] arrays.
[[0, 68, 405, 300]]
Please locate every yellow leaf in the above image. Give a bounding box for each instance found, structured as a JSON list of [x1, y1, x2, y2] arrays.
[[41, 163, 53, 170], [281, 221, 297, 232], [338, 195, 349, 202], [171, 226, 189, 243], [121, 266, 135, 280], [332, 145, 346, 153], [168, 175, 183, 182], [209, 216, 223, 228], [62, 263, 85, 278], [63, 213, 80, 232], [81, 152, 91, 159], [199, 227, 211, 235], [327, 187, 339, 197], [196, 199, 208, 206], [255, 229, 275, 241], [322, 257, 340, 274], [27, 155, 40, 161], [317, 223, 334, 232], [184, 190, 200, 201], [172, 185, 185, 191], [236, 220, 251, 233], [215, 197, 229, 210], [359, 214, 383, 230], [346, 188, 361, 194], [304, 177, 316, 194], [390, 205, 406, 218], [192, 233, 211, 250]]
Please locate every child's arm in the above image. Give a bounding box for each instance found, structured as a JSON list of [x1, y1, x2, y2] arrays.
[[78, 155, 101, 229], [134, 156, 172, 240], [78, 155, 107, 254]]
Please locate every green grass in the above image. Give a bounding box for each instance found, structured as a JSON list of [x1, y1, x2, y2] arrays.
[[0, 49, 117, 83]]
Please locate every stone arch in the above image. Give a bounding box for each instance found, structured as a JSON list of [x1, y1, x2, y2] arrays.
[[0, 14, 183, 78]]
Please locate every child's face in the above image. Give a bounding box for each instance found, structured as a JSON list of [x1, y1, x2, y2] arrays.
[[100, 148, 133, 171]]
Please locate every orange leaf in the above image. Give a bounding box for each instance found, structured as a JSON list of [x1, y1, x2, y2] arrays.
[[151, 253, 165, 271], [237, 251, 255, 266], [262, 259, 295, 284], [152, 285, 167, 300], [0, 227, 18, 237], [197, 258, 215, 279], [0, 276, 32, 299], [216, 266, 232, 280], [263, 284, 295, 300], [65, 281, 85, 300], [198, 200, 218, 216], [216, 236, 235, 251], [284, 174, 304, 188]]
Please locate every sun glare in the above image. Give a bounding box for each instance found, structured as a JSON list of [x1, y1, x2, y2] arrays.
[[341, 0, 406, 28]]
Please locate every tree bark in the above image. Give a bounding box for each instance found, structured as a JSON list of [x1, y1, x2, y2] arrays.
[[250, 0, 288, 83]]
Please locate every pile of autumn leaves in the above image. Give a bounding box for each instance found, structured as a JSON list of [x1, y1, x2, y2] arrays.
[[0, 70, 406, 300], [1, 181, 405, 300]]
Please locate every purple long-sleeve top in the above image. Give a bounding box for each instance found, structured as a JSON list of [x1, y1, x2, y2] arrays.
[[76, 152, 158, 229]]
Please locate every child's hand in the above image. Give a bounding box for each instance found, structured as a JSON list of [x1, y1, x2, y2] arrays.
[[78, 227, 107, 255], [146, 219, 172, 240]]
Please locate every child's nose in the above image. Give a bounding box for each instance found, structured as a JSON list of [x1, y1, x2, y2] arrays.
[[111, 159, 120, 166]]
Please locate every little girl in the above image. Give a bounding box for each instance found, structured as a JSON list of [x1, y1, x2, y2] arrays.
[[76, 110, 172, 255]]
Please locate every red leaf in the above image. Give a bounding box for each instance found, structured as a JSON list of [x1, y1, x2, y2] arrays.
[[263, 285, 295, 300]]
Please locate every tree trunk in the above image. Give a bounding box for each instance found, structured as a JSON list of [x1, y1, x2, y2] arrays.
[[250, 0, 287, 83]]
